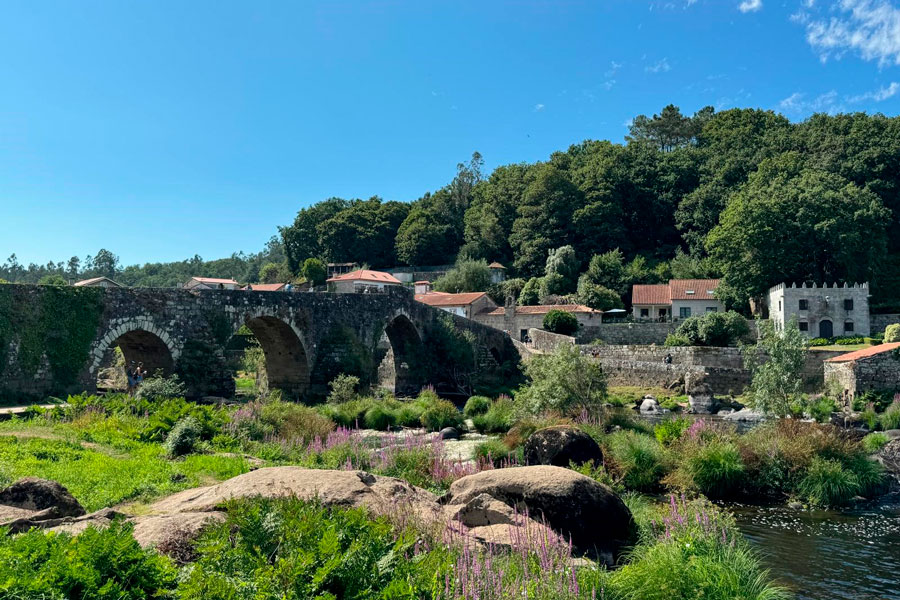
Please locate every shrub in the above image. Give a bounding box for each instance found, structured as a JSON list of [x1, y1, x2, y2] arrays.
[[664, 333, 691, 347], [798, 457, 860, 507], [834, 336, 865, 345], [884, 323, 900, 343], [231, 399, 335, 443], [364, 404, 397, 431], [515, 344, 607, 416], [542, 309, 578, 336], [473, 438, 513, 466], [393, 402, 425, 428], [605, 430, 667, 492], [136, 374, 186, 402], [463, 395, 491, 417], [164, 416, 202, 457], [420, 399, 463, 432], [880, 397, 900, 430], [809, 396, 837, 423], [861, 403, 880, 430], [472, 396, 515, 434], [808, 337, 831, 346], [327, 373, 359, 404], [670, 311, 749, 347], [862, 432, 889, 454], [682, 440, 745, 498], [654, 417, 691, 445]]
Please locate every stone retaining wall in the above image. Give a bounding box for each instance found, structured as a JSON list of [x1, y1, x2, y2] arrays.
[[579, 319, 759, 346], [527, 328, 575, 352], [870, 314, 900, 335]]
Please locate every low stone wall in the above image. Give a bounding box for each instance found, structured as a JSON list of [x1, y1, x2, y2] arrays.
[[579, 319, 759, 346], [825, 349, 900, 397], [527, 328, 575, 353], [870, 314, 900, 335], [580, 344, 844, 395]]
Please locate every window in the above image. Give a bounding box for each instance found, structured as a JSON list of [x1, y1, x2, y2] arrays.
[[799, 299, 809, 310], [844, 299, 854, 311], [685, 290, 695, 295], [705, 306, 718, 313], [640, 308, 649, 318], [799, 321, 809, 332], [844, 321, 854, 333], [778, 300, 782, 311], [679, 307, 691, 319]]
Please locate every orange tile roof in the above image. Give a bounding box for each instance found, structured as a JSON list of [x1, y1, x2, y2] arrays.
[[825, 342, 900, 363], [416, 292, 487, 307], [73, 276, 120, 287], [488, 262, 506, 269], [668, 279, 720, 301], [191, 277, 239, 285], [481, 304, 599, 316], [247, 283, 286, 291], [326, 269, 402, 284], [632, 284, 670, 305]]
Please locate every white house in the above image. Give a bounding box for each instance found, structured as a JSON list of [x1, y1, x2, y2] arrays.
[[767, 282, 870, 338], [632, 279, 724, 321], [184, 277, 241, 291], [73, 276, 121, 288], [414, 282, 498, 318], [326, 269, 402, 293]]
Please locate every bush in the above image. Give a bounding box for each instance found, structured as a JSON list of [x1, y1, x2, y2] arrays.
[[515, 344, 607, 416], [884, 323, 900, 343], [393, 402, 425, 428], [420, 398, 463, 432], [164, 416, 202, 457], [834, 336, 865, 345], [605, 431, 667, 491], [463, 395, 491, 417], [231, 399, 335, 443], [809, 396, 837, 423], [682, 440, 745, 498], [664, 333, 692, 347], [473, 439, 513, 466], [654, 417, 691, 445], [136, 374, 186, 402], [881, 397, 900, 430], [472, 396, 515, 434], [798, 457, 860, 507], [542, 309, 578, 336], [670, 311, 749, 347], [0, 521, 176, 599], [862, 432, 889, 454], [327, 373, 359, 404], [808, 337, 831, 346], [364, 404, 397, 431]]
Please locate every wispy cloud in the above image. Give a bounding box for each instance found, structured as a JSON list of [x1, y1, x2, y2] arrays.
[[778, 90, 842, 115], [800, 0, 900, 66], [645, 57, 671, 73], [847, 81, 900, 102], [738, 0, 763, 13], [534, 103, 545, 112]]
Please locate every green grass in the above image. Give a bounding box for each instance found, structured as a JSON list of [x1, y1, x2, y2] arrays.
[[811, 344, 872, 352]]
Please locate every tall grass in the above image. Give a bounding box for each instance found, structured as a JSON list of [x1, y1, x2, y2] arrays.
[[604, 430, 667, 492]]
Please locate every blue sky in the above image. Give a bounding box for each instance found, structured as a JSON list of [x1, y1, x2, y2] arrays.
[[2, 0, 899, 267]]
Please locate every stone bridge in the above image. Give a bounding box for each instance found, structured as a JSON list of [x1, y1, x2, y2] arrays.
[[0, 285, 520, 402]]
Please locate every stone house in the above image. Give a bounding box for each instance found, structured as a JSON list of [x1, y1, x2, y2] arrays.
[[767, 282, 870, 338], [824, 342, 900, 398], [473, 300, 603, 342], [632, 279, 724, 321], [184, 277, 241, 291], [488, 262, 507, 284], [414, 285, 497, 319], [326, 269, 402, 293], [73, 276, 121, 288]]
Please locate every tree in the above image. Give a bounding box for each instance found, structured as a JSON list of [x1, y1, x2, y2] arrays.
[[301, 258, 326, 287], [542, 310, 579, 335], [665, 311, 749, 347], [544, 245, 579, 293], [575, 276, 623, 311], [258, 262, 291, 284], [627, 105, 714, 152], [316, 198, 409, 266], [707, 154, 890, 308], [884, 323, 900, 343], [280, 197, 349, 272], [518, 277, 542, 306], [742, 319, 807, 417], [515, 344, 607, 416], [90, 249, 119, 279], [37, 274, 67, 286], [462, 164, 531, 263], [433, 259, 492, 293], [584, 249, 626, 295], [395, 206, 455, 265], [66, 256, 81, 280]]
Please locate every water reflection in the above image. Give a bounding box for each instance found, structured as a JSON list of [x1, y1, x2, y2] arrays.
[[730, 502, 900, 600]]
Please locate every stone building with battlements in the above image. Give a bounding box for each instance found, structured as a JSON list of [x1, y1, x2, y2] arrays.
[[767, 282, 870, 338]]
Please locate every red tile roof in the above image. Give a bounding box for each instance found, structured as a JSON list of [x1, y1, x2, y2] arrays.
[[488, 262, 506, 269], [825, 342, 900, 363], [481, 304, 600, 316], [246, 283, 286, 292], [190, 277, 239, 285], [632, 284, 670, 305], [416, 292, 487, 307], [326, 269, 402, 284], [668, 279, 720, 301]]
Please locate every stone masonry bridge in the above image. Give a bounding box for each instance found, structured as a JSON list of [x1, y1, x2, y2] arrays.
[[0, 285, 520, 402]]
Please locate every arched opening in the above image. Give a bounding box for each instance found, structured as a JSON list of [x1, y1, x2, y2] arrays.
[[95, 329, 174, 392], [375, 315, 424, 396], [819, 319, 833, 338], [242, 316, 310, 400], [489, 346, 502, 365]]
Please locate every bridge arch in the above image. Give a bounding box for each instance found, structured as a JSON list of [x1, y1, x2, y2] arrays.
[[89, 317, 178, 381], [375, 310, 425, 396], [237, 309, 311, 400]]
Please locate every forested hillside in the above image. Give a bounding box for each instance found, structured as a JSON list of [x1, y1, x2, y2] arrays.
[[5, 105, 900, 311]]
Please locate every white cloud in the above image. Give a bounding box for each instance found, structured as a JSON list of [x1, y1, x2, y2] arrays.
[[847, 81, 900, 101], [738, 0, 763, 13], [534, 103, 545, 111], [778, 90, 842, 114], [645, 57, 671, 73], [801, 0, 900, 66]]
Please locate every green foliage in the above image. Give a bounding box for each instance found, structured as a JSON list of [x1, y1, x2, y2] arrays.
[[363, 403, 397, 430], [808, 337, 831, 346], [518, 276, 542, 305], [0, 521, 176, 599], [575, 276, 623, 311], [473, 438, 513, 466], [808, 396, 837, 423], [433, 258, 492, 293], [419, 397, 463, 432], [258, 261, 292, 284], [604, 430, 667, 491], [542, 309, 578, 335], [798, 457, 862, 507], [884, 323, 900, 343], [544, 245, 579, 292], [669, 311, 749, 347], [164, 416, 201, 457], [231, 398, 335, 444], [881, 398, 900, 430], [654, 417, 691, 445], [743, 319, 807, 417], [38, 273, 67, 285], [682, 440, 746, 499], [136, 374, 187, 402], [471, 396, 515, 434], [862, 432, 889, 454], [463, 395, 491, 417], [327, 373, 360, 404], [300, 257, 326, 286], [515, 344, 606, 416]]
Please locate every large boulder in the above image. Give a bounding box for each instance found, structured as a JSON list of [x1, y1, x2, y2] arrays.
[[877, 439, 900, 479], [523, 426, 603, 467], [440, 465, 635, 565], [640, 397, 663, 414], [0, 478, 86, 532]]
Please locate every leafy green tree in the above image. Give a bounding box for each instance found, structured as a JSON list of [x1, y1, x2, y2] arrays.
[[666, 311, 749, 347], [258, 262, 291, 284], [628, 104, 715, 152], [538, 272, 569, 303], [742, 319, 807, 417], [884, 323, 900, 343], [518, 277, 542, 306], [542, 309, 579, 335], [515, 344, 607, 416], [395, 206, 455, 265], [37, 274, 67, 286], [544, 245, 579, 292], [462, 164, 531, 263], [301, 258, 326, 286], [433, 259, 492, 293], [707, 153, 890, 308], [575, 276, 623, 311], [584, 249, 627, 295], [90, 248, 119, 279], [280, 198, 349, 272], [316, 198, 409, 266]]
